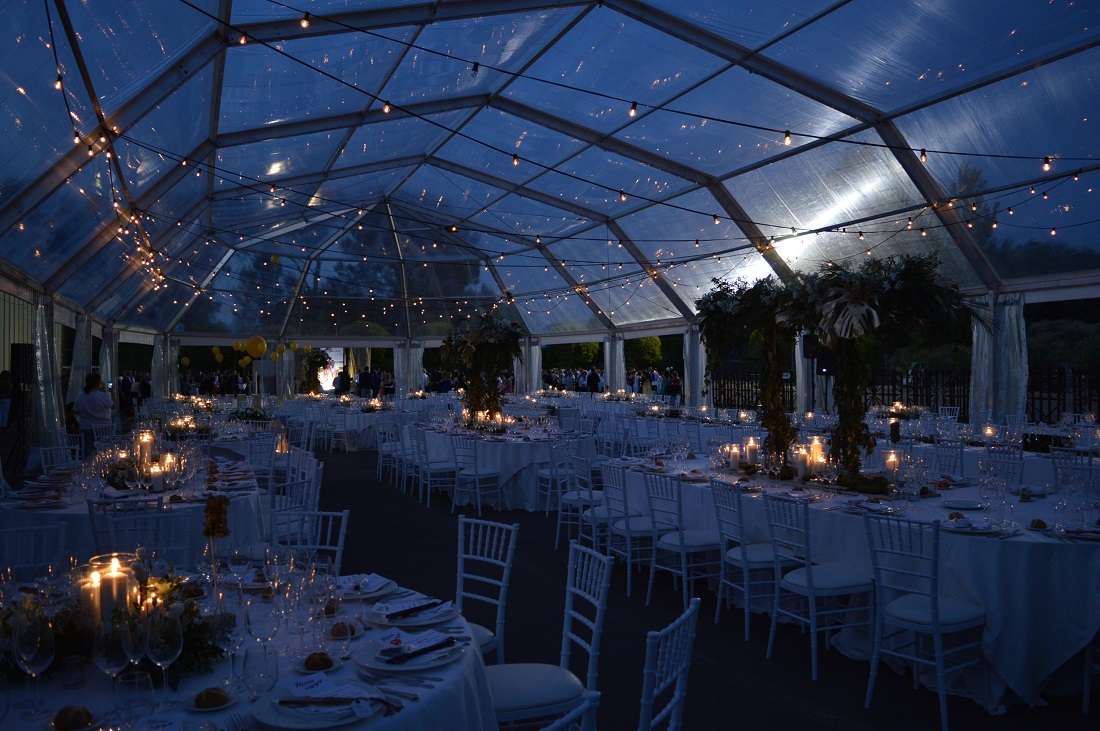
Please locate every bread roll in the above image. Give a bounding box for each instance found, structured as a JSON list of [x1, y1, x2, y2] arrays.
[[194, 687, 231, 709], [304, 651, 333, 670], [52, 705, 93, 730]]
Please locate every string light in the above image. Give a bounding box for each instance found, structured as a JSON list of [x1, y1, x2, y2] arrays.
[[1030, 186, 1036, 194], [1007, 207, 1014, 215], [919, 149, 927, 163], [1051, 227, 1057, 236], [992, 221, 998, 229], [858, 231, 864, 241], [471, 62, 480, 77], [920, 228, 927, 236], [619, 190, 627, 202], [783, 130, 792, 146], [1042, 191, 1049, 200], [1043, 156, 1052, 172], [628, 101, 637, 117], [382, 101, 391, 113], [300, 12, 310, 28], [713, 214, 720, 224], [54, 74, 62, 90], [239, 34, 247, 44], [906, 218, 913, 230], [512, 154, 519, 166]]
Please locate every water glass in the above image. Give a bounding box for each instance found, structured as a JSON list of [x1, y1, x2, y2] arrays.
[[242, 646, 279, 701], [146, 611, 183, 711], [14, 612, 55, 720], [117, 670, 154, 727]]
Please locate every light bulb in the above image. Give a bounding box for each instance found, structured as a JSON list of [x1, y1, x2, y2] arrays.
[[450, 225, 458, 232], [919, 149, 927, 163], [920, 228, 927, 237], [1074, 173, 1080, 181], [1042, 191, 1049, 200], [858, 231, 864, 241], [535, 235, 541, 244], [471, 62, 479, 78], [713, 214, 720, 224], [1051, 227, 1057, 236], [1042, 156, 1052, 172], [239, 34, 246, 44], [619, 190, 627, 202], [967, 221, 973, 228], [783, 130, 792, 146], [54, 75, 62, 90], [87, 145, 94, 156], [1007, 207, 1014, 215], [694, 239, 699, 247], [512, 154, 519, 166], [300, 12, 310, 28], [906, 218, 913, 230], [383, 101, 391, 113], [992, 221, 998, 229], [628, 101, 637, 117], [1030, 186, 1036, 195], [73, 134, 80, 144]]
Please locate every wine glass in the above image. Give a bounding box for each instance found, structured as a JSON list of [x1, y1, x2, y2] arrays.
[[145, 610, 183, 711], [116, 670, 154, 728], [211, 599, 247, 688], [241, 646, 279, 702], [13, 611, 55, 720], [93, 619, 131, 710], [245, 598, 281, 646], [121, 612, 147, 668], [229, 547, 253, 587]]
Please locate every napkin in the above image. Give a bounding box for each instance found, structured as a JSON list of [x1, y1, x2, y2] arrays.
[[134, 715, 185, 731], [372, 599, 452, 620], [375, 628, 450, 657], [337, 573, 388, 594], [278, 676, 378, 721]]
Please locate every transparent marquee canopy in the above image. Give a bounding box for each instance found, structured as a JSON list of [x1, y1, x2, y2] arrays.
[[1, 0, 1098, 341]]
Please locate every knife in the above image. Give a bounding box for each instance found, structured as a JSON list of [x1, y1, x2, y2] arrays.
[[382, 636, 457, 665], [384, 600, 443, 619], [278, 696, 374, 706]]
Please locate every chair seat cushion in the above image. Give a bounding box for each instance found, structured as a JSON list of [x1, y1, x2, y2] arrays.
[[426, 461, 455, 471], [885, 594, 986, 628], [458, 468, 500, 478], [612, 516, 675, 534], [781, 565, 873, 593], [658, 529, 720, 550], [726, 542, 790, 566], [468, 621, 496, 654], [561, 490, 603, 506], [485, 663, 585, 715], [536, 467, 573, 479]]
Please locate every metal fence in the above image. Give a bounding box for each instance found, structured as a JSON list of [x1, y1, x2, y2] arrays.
[[710, 366, 1100, 423]]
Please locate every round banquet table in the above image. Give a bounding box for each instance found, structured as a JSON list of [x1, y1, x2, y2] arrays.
[[615, 457, 1100, 712], [29, 584, 497, 731]]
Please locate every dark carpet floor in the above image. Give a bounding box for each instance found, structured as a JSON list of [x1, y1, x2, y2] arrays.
[[315, 449, 1094, 731]]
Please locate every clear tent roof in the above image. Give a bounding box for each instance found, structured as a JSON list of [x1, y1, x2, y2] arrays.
[[1, 0, 1098, 341]]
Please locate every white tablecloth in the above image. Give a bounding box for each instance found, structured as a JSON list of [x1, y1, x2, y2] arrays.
[[618, 459, 1100, 711]]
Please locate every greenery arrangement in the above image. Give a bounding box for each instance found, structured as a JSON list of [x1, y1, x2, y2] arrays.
[[300, 348, 332, 394], [104, 456, 140, 489], [441, 313, 524, 422], [226, 406, 273, 422]]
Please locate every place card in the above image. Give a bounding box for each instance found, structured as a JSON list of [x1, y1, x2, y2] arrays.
[[135, 715, 185, 731], [286, 672, 339, 697]]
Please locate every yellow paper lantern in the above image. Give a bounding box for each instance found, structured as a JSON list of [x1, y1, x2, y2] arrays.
[[215, 353, 224, 363], [303, 344, 312, 352], [277, 343, 286, 354], [289, 342, 298, 352], [232, 342, 242, 351], [245, 335, 267, 359], [269, 352, 279, 361], [180, 356, 190, 367]]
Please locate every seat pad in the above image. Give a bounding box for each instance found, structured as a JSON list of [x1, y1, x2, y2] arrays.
[[726, 542, 785, 566], [468, 621, 496, 653], [782, 565, 873, 593], [612, 516, 675, 534], [885, 593, 986, 627], [484, 663, 585, 714], [658, 529, 720, 550]]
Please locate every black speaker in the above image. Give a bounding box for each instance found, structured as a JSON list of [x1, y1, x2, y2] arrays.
[[9, 343, 33, 387]]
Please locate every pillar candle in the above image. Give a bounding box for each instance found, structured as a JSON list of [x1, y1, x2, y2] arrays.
[[99, 559, 129, 625], [796, 450, 809, 479], [809, 436, 824, 465], [885, 451, 899, 483], [745, 438, 758, 466]]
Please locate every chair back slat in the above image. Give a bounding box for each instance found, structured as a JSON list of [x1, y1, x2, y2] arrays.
[[639, 598, 700, 731], [560, 542, 614, 693]]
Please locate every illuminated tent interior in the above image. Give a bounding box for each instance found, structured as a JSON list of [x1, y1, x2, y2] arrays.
[[1, 0, 1099, 354]]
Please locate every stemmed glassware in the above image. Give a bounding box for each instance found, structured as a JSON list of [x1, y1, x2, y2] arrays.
[[116, 670, 154, 728], [93, 618, 132, 711], [211, 596, 247, 689], [13, 609, 55, 720], [121, 610, 148, 669], [146, 609, 183, 711], [241, 645, 279, 702]]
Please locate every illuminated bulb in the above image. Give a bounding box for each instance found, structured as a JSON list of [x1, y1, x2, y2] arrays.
[[1030, 186, 1036, 195], [619, 190, 627, 202], [783, 130, 792, 146], [181, 159, 187, 166], [858, 231, 864, 241], [992, 221, 998, 229], [966, 221, 973, 228], [87, 145, 94, 156], [920, 228, 927, 237], [919, 149, 927, 163], [512, 154, 519, 166], [1042, 191, 1049, 200], [450, 225, 458, 232], [713, 214, 720, 224], [1007, 207, 1014, 215], [971, 204, 977, 211], [239, 34, 246, 44], [535, 236, 541, 244], [628, 101, 637, 117], [382, 101, 391, 113], [300, 12, 310, 28], [906, 218, 913, 230], [694, 239, 699, 248], [54, 74, 62, 90], [73, 134, 80, 144], [1050, 227, 1057, 236], [1042, 156, 1052, 171], [866, 249, 872, 256]]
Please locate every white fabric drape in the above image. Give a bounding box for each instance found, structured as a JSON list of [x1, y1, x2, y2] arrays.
[[67, 315, 93, 404], [409, 342, 425, 392], [794, 332, 812, 415], [969, 294, 1027, 425], [151, 334, 169, 400], [98, 327, 118, 394], [32, 298, 63, 447], [526, 339, 542, 393], [683, 326, 706, 408], [276, 345, 295, 399], [393, 342, 409, 396], [512, 355, 526, 394], [604, 334, 625, 393]]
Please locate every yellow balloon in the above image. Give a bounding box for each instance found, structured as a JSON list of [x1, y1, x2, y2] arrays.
[[271, 254, 280, 265], [242, 356, 252, 366], [277, 343, 286, 354], [289, 342, 298, 352], [212, 346, 221, 354], [180, 356, 190, 367], [269, 352, 279, 361], [303, 344, 312, 352], [245, 335, 268, 359], [215, 353, 224, 363], [238, 358, 247, 368], [232, 342, 242, 351]]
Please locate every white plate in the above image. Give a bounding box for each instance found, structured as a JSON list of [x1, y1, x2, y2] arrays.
[[358, 644, 465, 672], [942, 500, 984, 510], [339, 578, 397, 600], [366, 605, 459, 628], [942, 523, 1001, 535], [295, 655, 343, 674], [1063, 529, 1100, 541], [222, 576, 269, 591], [252, 694, 380, 730], [184, 692, 239, 713]]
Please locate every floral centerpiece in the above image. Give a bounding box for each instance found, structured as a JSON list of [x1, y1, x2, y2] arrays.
[[163, 416, 213, 441], [875, 404, 924, 420], [226, 406, 273, 422], [104, 456, 140, 489], [441, 312, 523, 427]]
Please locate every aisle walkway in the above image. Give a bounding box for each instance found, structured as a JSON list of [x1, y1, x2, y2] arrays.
[[319, 450, 1092, 731]]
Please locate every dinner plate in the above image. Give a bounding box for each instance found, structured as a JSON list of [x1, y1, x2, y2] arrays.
[[942, 500, 985, 510], [252, 694, 380, 730], [942, 522, 1000, 535], [294, 655, 343, 674], [184, 693, 239, 713], [358, 644, 465, 672], [1062, 528, 1100, 541], [366, 605, 459, 628], [339, 578, 396, 600], [222, 576, 269, 592]]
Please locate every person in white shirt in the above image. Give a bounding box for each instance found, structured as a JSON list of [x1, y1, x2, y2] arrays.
[[73, 372, 114, 455]]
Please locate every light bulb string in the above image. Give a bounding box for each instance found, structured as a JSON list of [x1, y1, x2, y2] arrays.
[[42, 0, 82, 145]]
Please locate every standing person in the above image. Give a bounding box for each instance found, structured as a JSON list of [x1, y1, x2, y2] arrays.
[[73, 372, 114, 456], [650, 367, 660, 395], [586, 367, 601, 396], [659, 367, 671, 398], [669, 370, 682, 406]]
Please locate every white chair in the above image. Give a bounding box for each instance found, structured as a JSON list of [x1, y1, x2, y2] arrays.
[[863, 516, 985, 731], [484, 542, 613, 726], [638, 597, 700, 731], [983, 443, 1024, 487], [560, 455, 604, 552], [450, 435, 501, 518], [246, 434, 278, 489], [0, 523, 67, 581], [268, 475, 316, 518], [937, 406, 960, 421], [329, 412, 351, 453], [600, 463, 652, 598], [375, 420, 405, 486], [930, 437, 964, 478], [537, 436, 577, 516], [270, 509, 350, 575], [87, 496, 167, 554], [764, 494, 873, 681], [411, 427, 455, 507], [643, 473, 721, 610], [539, 690, 599, 731], [40, 443, 81, 474], [712, 480, 795, 640], [456, 516, 520, 664]]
